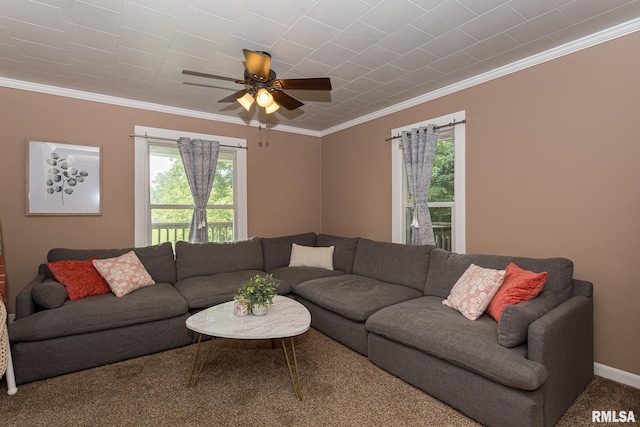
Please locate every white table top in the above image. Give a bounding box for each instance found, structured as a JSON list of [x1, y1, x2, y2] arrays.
[[186, 296, 311, 339]]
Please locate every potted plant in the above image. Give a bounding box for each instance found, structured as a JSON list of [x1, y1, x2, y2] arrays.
[[234, 274, 279, 316]]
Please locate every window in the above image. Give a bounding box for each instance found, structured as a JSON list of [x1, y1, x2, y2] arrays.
[[134, 126, 247, 246], [391, 111, 465, 253]]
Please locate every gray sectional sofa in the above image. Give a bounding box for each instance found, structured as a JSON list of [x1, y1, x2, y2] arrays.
[[8, 232, 593, 427]]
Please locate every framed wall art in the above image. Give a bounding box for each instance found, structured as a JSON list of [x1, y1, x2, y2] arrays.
[[26, 140, 102, 215]]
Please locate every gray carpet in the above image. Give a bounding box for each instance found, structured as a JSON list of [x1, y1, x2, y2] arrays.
[[1, 328, 638, 426]]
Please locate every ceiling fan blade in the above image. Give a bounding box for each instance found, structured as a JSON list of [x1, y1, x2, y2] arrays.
[[183, 82, 237, 91], [274, 78, 332, 91], [218, 89, 249, 103], [243, 49, 271, 80], [272, 90, 304, 110], [182, 69, 243, 84]]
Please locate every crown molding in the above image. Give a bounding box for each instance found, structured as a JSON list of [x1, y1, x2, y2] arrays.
[[320, 17, 640, 137], [0, 77, 322, 138]]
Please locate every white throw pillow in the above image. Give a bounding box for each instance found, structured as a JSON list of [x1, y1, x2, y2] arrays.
[[442, 263, 506, 320], [288, 243, 334, 270]]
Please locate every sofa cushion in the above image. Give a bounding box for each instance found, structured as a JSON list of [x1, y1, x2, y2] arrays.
[[289, 244, 334, 270], [294, 274, 422, 322], [175, 238, 263, 281], [9, 283, 188, 342], [92, 251, 156, 297], [425, 249, 573, 303], [269, 266, 347, 290], [497, 292, 558, 347], [175, 270, 290, 310], [316, 234, 359, 273], [352, 239, 434, 292], [47, 242, 176, 284], [46, 258, 111, 300], [487, 263, 548, 322], [365, 296, 548, 391], [32, 281, 68, 309], [261, 232, 317, 271]]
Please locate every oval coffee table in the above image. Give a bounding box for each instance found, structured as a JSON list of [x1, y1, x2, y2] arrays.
[[185, 296, 311, 400]]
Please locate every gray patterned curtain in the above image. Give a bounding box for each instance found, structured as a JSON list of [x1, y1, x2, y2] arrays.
[[178, 138, 220, 243], [401, 125, 439, 245]]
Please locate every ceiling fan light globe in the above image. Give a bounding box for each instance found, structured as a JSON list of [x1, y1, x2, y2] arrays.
[[256, 88, 273, 107], [265, 101, 280, 114], [237, 93, 254, 111]]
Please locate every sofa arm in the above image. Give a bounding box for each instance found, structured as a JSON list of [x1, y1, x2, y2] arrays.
[[527, 291, 594, 426], [14, 275, 45, 320]]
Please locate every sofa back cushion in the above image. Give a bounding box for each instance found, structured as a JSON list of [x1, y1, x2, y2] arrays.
[[47, 242, 176, 284], [175, 238, 263, 281], [316, 234, 359, 273], [352, 239, 434, 291], [425, 248, 573, 303], [261, 232, 317, 271]]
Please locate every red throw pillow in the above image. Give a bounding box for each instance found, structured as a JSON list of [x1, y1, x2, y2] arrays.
[[486, 263, 548, 321], [47, 258, 111, 300]]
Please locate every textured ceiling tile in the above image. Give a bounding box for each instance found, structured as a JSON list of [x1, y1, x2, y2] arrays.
[[249, 0, 317, 26], [459, 5, 525, 41], [360, 0, 427, 35], [429, 51, 477, 74], [559, 0, 634, 24], [282, 17, 339, 49], [178, 6, 235, 43], [308, 42, 356, 68], [411, 0, 478, 38], [231, 12, 289, 46], [118, 26, 171, 57], [307, 0, 373, 30], [375, 25, 434, 55], [390, 47, 439, 72], [62, 22, 120, 52], [0, 0, 63, 30], [328, 61, 373, 80], [59, 0, 121, 34], [457, 0, 507, 15], [364, 63, 407, 83], [463, 33, 520, 61], [188, 0, 251, 21], [67, 42, 116, 67], [506, 10, 573, 44], [421, 29, 478, 58], [507, 0, 572, 20], [330, 20, 387, 51], [169, 31, 221, 60], [120, 2, 177, 39], [14, 39, 67, 63], [548, 14, 615, 45], [126, 0, 187, 17], [350, 45, 399, 69]]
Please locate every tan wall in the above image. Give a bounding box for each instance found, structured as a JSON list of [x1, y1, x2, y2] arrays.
[[0, 89, 322, 311], [322, 32, 640, 375]]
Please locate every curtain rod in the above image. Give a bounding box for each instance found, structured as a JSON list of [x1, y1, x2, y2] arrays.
[[384, 119, 466, 142], [129, 133, 248, 149]]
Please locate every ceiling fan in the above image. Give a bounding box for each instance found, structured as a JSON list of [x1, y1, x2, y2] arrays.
[[182, 49, 332, 114]]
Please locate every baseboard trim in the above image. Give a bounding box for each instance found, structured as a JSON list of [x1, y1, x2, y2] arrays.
[[595, 363, 640, 389]]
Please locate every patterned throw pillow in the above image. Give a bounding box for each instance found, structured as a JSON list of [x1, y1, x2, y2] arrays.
[[442, 264, 506, 320], [47, 258, 111, 300], [486, 263, 548, 321], [92, 251, 155, 297]]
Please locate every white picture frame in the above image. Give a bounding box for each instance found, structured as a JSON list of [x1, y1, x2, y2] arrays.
[[26, 140, 102, 216]]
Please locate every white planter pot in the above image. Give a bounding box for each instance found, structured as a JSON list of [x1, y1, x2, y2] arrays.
[[252, 304, 268, 316]]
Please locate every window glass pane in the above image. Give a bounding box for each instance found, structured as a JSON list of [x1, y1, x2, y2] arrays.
[[149, 145, 191, 205], [405, 206, 452, 251], [209, 152, 234, 206], [429, 138, 454, 202]]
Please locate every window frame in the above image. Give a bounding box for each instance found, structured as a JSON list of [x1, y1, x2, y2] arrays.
[[391, 110, 466, 253], [134, 125, 247, 246]]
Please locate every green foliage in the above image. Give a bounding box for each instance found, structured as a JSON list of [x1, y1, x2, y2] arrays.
[[150, 156, 234, 225], [429, 138, 454, 203], [234, 274, 279, 311]]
